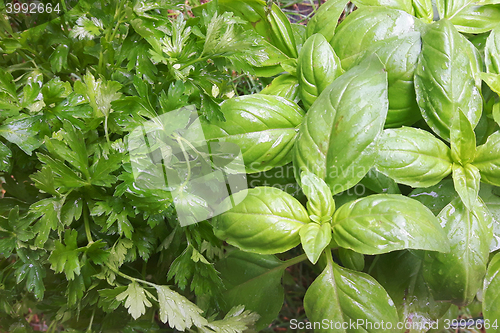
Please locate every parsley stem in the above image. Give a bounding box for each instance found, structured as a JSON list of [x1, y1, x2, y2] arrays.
[[83, 203, 94, 244], [175, 135, 192, 189], [106, 263, 157, 288]]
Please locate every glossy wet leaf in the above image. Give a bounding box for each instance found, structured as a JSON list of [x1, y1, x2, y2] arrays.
[[450, 4, 500, 34], [14, 249, 46, 300], [216, 251, 285, 330], [375, 127, 453, 188], [480, 184, 500, 252], [300, 171, 335, 222], [0, 116, 42, 155], [479, 72, 500, 95], [473, 132, 500, 186], [305, 0, 347, 43], [352, 0, 414, 15], [0, 68, 17, 99], [423, 198, 492, 306], [355, 33, 422, 127], [213, 187, 308, 254], [371, 251, 451, 329], [304, 258, 399, 333], [483, 251, 500, 332], [414, 19, 482, 141], [360, 169, 401, 194], [331, 7, 424, 70], [294, 56, 388, 195], [412, 0, 434, 22], [0, 141, 11, 172], [203, 94, 304, 174], [409, 179, 458, 215], [450, 109, 476, 164], [297, 33, 342, 109], [48, 229, 82, 281], [486, 26, 500, 74], [300, 223, 331, 264], [332, 194, 450, 254], [436, 0, 475, 19], [452, 163, 481, 211], [259, 74, 299, 103]]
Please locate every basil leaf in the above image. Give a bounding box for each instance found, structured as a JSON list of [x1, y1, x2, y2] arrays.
[[479, 72, 500, 95], [480, 184, 500, 251], [213, 187, 308, 254], [217, 251, 286, 330], [352, 0, 414, 15], [297, 33, 343, 109], [337, 248, 365, 271], [375, 127, 453, 188], [450, 109, 476, 164], [360, 169, 400, 195], [299, 223, 332, 264], [423, 198, 492, 306], [332, 7, 424, 70], [306, 0, 348, 43], [356, 33, 422, 127], [483, 251, 500, 331], [436, 0, 475, 19], [473, 132, 500, 186], [267, 4, 298, 58], [450, 5, 500, 34], [203, 94, 304, 174], [414, 19, 482, 141], [304, 258, 399, 332], [409, 179, 458, 215], [301, 171, 335, 222], [412, 0, 434, 22], [294, 56, 388, 195], [452, 164, 481, 211], [332, 194, 450, 254], [371, 251, 451, 327], [260, 74, 299, 103], [486, 26, 500, 74]]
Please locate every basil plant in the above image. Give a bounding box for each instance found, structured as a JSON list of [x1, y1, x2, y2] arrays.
[[209, 0, 500, 331]]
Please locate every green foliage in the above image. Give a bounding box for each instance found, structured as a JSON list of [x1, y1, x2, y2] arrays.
[[2, 0, 500, 331]]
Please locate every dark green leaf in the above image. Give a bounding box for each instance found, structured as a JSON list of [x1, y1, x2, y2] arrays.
[[337, 248, 364, 271], [49, 229, 82, 280], [0, 116, 42, 155], [217, 250, 286, 330], [0, 141, 11, 172], [49, 44, 70, 73]]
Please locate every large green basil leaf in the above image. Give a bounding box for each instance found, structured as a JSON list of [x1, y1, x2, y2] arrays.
[[299, 223, 332, 264], [267, 4, 298, 58], [486, 26, 500, 74], [414, 19, 482, 142], [293, 56, 388, 195], [356, 33, 422, 127], [216, 251, 286, 330], [473, 132, 500, 186], [479, 72, 500, 95], [213, 187, 308, 254], [301, 171, 335, 222], [375, 127, 453, 188], [304, 257, 399, 333], [436, 0, 475, 19], [450, 5, 500, 34], [203, 94, 304, 173], [423, 198, 492, 306], [483, 251, 500, 332], [371, 251, 451, 328], [352, 0, 414, 15], [409, 179, 458, 215], [452, 163, 481, 211], [331, 194, 450, 255], [450, 109, 476, 164], [412, 0, 434, 22], [480, 184, 500, 251], [297, 33, 343, 110], [331, 7, 424, 70], [260, 74, 299, 103], [305, 0, 348, 43]]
